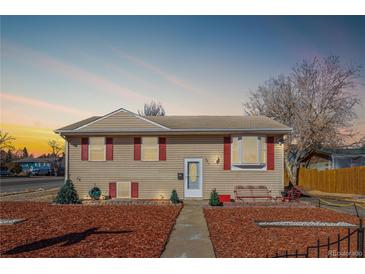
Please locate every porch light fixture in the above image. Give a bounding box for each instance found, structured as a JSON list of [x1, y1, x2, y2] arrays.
[[215, 156, 220, 164]]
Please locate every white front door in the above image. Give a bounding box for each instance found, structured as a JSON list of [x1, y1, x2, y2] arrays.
[[184, 158, 203, 198]]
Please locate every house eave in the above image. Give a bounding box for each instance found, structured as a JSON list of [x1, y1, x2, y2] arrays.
[[55, 128, 292, 136]]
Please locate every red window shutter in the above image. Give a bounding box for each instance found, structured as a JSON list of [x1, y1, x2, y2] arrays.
[[267, 136, 275, 170], [106, 137, 113, 160], [223, 137, 231, 170], [81, 137, 89, 161], [134, 137, 141, 160], [109, 181, 116, 198], [159, 137, 166, 161], [131, 182, 139, 198]]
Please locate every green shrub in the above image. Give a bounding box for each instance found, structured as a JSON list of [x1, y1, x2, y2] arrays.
[[170, 189, 181, 204], [89, 186, 101, 200], [209, 189, 223, 206], [54, 180, 80, 204]]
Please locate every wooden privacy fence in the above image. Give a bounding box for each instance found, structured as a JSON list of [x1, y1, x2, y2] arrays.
[[298, 166, 365, 195]]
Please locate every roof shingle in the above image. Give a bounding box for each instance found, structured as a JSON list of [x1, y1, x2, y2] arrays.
[[144, 115, 289, 130]]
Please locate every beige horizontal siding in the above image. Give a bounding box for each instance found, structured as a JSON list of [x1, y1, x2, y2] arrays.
[[68, 136, 284, 199], [80, 111, 161, 130]]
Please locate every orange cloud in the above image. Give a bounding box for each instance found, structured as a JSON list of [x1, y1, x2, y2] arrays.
[[1, 92, 92, 118], [1, 123, 64, 156]]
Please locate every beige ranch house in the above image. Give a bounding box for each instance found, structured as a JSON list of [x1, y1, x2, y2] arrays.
[[55, 108, 291, 200]]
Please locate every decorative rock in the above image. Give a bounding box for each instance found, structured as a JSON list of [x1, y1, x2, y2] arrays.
[[255, 221, 357, 228], [0, 219, 25, 225]]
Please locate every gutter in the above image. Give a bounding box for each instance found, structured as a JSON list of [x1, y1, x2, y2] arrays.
[[54, 128, 292, 135]]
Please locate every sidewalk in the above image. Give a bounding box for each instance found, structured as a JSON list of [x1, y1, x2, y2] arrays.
[[304, 189, 365, 202], [161, 202, 215, 258]]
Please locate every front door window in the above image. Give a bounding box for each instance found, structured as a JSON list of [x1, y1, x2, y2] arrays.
[[184, 158, 203, 198], [188, 162, 199, 189]]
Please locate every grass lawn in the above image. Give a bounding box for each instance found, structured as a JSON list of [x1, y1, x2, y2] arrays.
[[204, 207, 362, 258], [0, 202, 181, 258]]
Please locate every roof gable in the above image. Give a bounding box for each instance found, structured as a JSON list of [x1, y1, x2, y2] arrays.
[[76, 108, 168, 131]]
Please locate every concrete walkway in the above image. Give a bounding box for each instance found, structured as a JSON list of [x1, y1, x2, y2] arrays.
[[161, 202, 215, 258]]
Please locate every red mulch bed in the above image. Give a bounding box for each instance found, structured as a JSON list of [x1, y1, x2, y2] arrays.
[[204, 207, 363, 258], [0, 202, 182, 258]]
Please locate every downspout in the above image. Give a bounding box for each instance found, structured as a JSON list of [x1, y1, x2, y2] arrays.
[[64, 136, 69, 182]]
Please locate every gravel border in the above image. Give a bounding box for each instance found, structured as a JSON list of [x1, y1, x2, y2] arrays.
[[0, 219, 25, 225], [255, 220, 357, 227]]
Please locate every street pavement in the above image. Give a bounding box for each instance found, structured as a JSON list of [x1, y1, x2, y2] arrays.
[[0, 176, 64, 193]]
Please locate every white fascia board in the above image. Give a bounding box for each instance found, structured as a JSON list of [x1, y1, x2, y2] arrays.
[[55, 128, 292, 135]]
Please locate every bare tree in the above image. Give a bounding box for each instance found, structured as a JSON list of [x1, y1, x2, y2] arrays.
[[138, 101, 166, 116], [0, 131, 15, 151], [243, 56, 362, 184], [48, 140, 64, 176]]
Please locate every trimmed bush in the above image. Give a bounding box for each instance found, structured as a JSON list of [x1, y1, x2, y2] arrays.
[[170, 189, 181, 204], [54, 180, 80, 204], [209, 188, 223, 206], [89, 186, 101, 200]]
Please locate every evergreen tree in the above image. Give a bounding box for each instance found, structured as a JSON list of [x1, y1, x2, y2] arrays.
[[5, 150, 12, 163], [170, 189, 180, 204], [22, 147, 29, 158], [54, 180, 80, 204], [209, 189, 223, 206]]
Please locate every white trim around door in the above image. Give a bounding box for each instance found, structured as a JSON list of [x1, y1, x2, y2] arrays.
[[184, 158, 203, 198]]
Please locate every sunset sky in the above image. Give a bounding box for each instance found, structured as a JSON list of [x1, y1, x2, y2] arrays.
[[1, 16, 365, 156]]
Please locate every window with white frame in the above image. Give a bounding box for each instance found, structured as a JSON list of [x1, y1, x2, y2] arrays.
[[89, 137, 105, 161], [142, 137, 159, 161], [231, 136, 266, 169]]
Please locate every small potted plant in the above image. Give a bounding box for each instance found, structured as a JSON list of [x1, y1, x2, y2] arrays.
[[209, 189, 223, 206], [170, 189, 181, 204], [89, 186, 102, 200]]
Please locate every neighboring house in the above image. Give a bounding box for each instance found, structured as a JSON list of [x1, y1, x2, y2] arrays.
[[16, 158, 52, 175], [55, 108, 291, 200], [302, 148, 365, 170]]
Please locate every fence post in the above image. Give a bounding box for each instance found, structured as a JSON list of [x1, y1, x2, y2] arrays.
[[337, 234, 340, 258], [354, 203, 359, 218], [327, 237, 330, 258], [318, 199, 321, 208], [347, 228, 351, 258], [358, 219, 364, 258], [317, 239, 320, 258]]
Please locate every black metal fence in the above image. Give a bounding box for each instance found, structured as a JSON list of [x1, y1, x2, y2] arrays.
[[268, 219, 364, 258]]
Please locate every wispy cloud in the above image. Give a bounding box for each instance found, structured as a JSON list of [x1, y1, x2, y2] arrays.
[[1, 92, 93, 118], [112, 48, 204, 95], [3, 41, 150, 102]]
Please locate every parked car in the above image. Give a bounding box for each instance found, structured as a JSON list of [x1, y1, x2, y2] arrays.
[[30, 167, 52, 176], [0, 167, 11, 177]]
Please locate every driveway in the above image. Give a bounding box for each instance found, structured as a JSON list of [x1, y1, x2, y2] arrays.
[[0, 177, 64, 194]]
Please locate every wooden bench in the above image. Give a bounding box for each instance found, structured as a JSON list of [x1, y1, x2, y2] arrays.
[[234, 185, 274, 202]]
